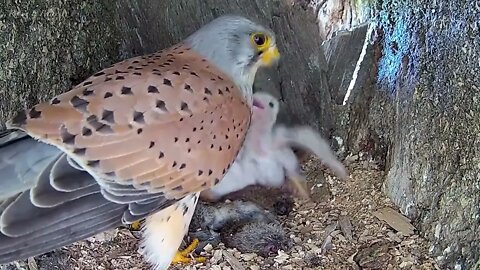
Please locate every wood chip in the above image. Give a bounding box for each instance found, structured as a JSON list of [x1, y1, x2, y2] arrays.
[[372, 207, 415, 236], [338, 215, 354, 240], [274, 250, 289, 264], [347, 251, 360, 270], [223, 251, 246, 270], [321, 235, 333, 254], [387, 231, 402, 242], [27, 257, 38, 270]]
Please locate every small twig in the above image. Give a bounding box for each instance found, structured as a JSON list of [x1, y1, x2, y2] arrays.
[[321, 222, 337, 254], [27, 257, 38, 270]]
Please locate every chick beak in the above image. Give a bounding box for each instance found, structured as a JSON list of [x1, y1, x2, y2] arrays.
[[259, 45, 280, 67]]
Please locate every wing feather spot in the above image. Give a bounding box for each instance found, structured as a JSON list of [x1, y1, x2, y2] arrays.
[[148, 86, 159, 93], [163, 79, 172, 87], [60, 126, 76, 145], [28, 107, 42, 119], [73, 148, 86, 155], [70, 96, 89, 113], [51, 98, 61, 104], [133, 111, 145, 124], [82, 127, 92, 136], [121, 86, 133, 95], [155, 100, 167, 112], [101, 110, 115, 124], [82, 89, 94, 96], [180, 102, 191, 114], [88, 116, 113, 134], [87, 160, 100, 167]]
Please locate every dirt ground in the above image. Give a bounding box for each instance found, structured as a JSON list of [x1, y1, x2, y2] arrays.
[[1, 157, 440, 270]]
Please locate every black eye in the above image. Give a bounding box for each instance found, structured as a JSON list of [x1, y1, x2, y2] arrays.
[[253, 34, 266, 46], [268, 102, 274, 108]]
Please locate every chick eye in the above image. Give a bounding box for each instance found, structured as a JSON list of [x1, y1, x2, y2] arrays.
[[268, 102, 274, 108], [253, 33, 266, 46]]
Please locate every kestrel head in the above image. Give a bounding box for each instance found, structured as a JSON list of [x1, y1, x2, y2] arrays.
[[185, 15, 280, 94]]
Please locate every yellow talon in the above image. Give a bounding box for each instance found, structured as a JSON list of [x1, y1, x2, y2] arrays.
[[130, 219, 143, 231], [172, 238, 206, 264]]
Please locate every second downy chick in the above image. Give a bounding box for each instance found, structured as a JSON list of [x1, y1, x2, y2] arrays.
[[188, 200, 292, 257]]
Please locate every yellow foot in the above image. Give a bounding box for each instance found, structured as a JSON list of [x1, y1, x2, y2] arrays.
[[172, 238, 206, 264], [130, 219, 143, 231]]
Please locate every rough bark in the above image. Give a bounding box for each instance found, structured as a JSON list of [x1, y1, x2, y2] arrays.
[[0, 0, 335, 139], [0, 0, 122, 128], [325, 1, 479, 269]]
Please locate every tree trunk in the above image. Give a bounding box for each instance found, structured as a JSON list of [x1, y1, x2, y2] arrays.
[[0, 0, 122, 128], [322, 0, 479, 268]]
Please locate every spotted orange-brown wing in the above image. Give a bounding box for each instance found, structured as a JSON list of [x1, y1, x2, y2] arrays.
[[7, 44, 251, 201]]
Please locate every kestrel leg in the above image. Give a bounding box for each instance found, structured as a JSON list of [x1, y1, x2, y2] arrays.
[[140, 193, 205, 269]]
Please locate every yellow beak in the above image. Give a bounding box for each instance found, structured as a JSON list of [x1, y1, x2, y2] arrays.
[[259, 45, 280, 67]]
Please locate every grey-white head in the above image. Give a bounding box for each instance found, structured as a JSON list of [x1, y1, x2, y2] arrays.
[[185, 15, 280, 100], [251, 91, 280, 128]]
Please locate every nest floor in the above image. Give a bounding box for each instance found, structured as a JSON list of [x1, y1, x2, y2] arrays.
[[1, 158, 439, 270]]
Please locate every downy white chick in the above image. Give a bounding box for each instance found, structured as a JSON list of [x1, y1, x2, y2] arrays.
[[200, 92, 349, 202]]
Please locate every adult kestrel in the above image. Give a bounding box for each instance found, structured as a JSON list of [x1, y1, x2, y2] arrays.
[[0, 15, 280, 270]]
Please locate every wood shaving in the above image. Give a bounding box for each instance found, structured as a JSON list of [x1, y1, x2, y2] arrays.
[[373, 207, 416, 236], [223, 251, 245, 270]]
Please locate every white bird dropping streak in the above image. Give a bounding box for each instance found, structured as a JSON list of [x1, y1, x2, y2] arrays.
[[342, 22, 375, 106]]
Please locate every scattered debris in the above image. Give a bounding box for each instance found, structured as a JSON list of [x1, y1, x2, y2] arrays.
[[339, 215, 354, 240], [1, 158, 439, 270], [27, 258, 37, 270], [223, 251, 245, 270], [321, 222, 337, 254]]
